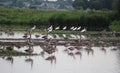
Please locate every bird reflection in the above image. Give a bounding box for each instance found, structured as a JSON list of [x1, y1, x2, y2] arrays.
[[85, 48, 94, 56], [100, 47, 106, 54], [75, 51, 82, 59], [110, 47, 118, 51], [25, 57, 33, 69], [40, 51, 45, 58], [68, 52, 75, 59], [99, 41, 107, 54], [6, 56, 14, 65], [45, 55, 56, 64], [63, 48, 69, 53]]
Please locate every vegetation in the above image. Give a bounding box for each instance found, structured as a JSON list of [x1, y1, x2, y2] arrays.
[[73, 0, 117, 10], [0, 6, 117, 31], [109, 20, 120, 31], [0, 49, 32, 56], [116, 0, 120, 17]]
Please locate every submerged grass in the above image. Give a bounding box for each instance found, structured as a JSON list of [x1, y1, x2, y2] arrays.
[[0, 49, 38, 56]]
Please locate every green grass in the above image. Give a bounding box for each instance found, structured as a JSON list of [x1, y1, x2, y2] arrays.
[[0, 6, 115, 31]]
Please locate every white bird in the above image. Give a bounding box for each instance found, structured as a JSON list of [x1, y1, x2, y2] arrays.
[[81, 28, 86, 32], [31, 25, 36, 31], [88, 0, 90, 2], [76, 35, 80, 39], [55, 26, 59, 30], [62, 34, 66, 38], [77, 26, 81, 30], [70, 34, 76, 38], [70, 26, 74, 30], [48, 34, 53, 39], [73, 27, 77, 31], [63, 26, 67, 30], [54, 34, 60, 38], [81, 35, 86, 39], [47, 26, 53, 32]]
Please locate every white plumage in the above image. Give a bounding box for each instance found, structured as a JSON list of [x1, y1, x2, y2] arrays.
[[63, 26, 67, 30], [47, 26, 53, 32], [55, 34, 60, 38], [70, 34, 76, 38], [76, 35, 80, 39], [81, 35, 86, 39], [77, 26, 81, 30], [48, 34, 53, 39], [62, 34, 66, 38], [31, 25, 36, 30], [81, 28, 86, 32], [55, 26, 59, 30], [70, 26, 74, 30], [73, 27, 77, 31]]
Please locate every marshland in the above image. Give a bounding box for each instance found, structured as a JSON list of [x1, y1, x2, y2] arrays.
[[0, 0, 120, 73]]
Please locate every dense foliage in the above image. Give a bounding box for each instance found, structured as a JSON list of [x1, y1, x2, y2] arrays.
[[116, 0, 120, 17], [0, 7, 116, 31]]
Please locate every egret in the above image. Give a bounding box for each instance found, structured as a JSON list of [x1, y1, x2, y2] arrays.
[[70, 26, 74, 30], [55, 26, 59, 30], [54, 34, 60, 39], [62, 34, 66, 38], [31, 25, 36, 31], [47, 26, 53, 32], [76, 35, 80, 39], [77, 26, 81, 30], [70, 34, 76, 39], [72, 27, 77, 31], [63, 26, 67, 30], [81, 28, 86, 32], [81, 35, 86, 39]]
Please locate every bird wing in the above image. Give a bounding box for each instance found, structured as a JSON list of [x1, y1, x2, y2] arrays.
[[31, 25, 36, 30]]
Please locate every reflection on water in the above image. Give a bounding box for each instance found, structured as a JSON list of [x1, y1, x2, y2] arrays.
[[0, 31, 120, 73], [0, 46, 120, 73]]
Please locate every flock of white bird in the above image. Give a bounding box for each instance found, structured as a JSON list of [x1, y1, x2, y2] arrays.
[[31, 25, 87, 39], [47, 25, 86, 32]]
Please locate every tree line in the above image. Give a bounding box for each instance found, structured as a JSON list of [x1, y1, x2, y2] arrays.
[[73, 0, 117, 10]]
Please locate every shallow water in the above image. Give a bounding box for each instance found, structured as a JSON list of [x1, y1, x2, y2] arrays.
[[0, 46, 120, 73], [0, 31, 120, 73]]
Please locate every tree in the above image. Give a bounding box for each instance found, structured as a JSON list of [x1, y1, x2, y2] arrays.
[[116, 0, 120, 16], [72, 0, 114, 10], [72, 0, 85, 9]]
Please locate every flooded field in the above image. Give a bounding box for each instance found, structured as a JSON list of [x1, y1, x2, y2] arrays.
[[0, 46, 120, 73], [0, 31, 120, 73]]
